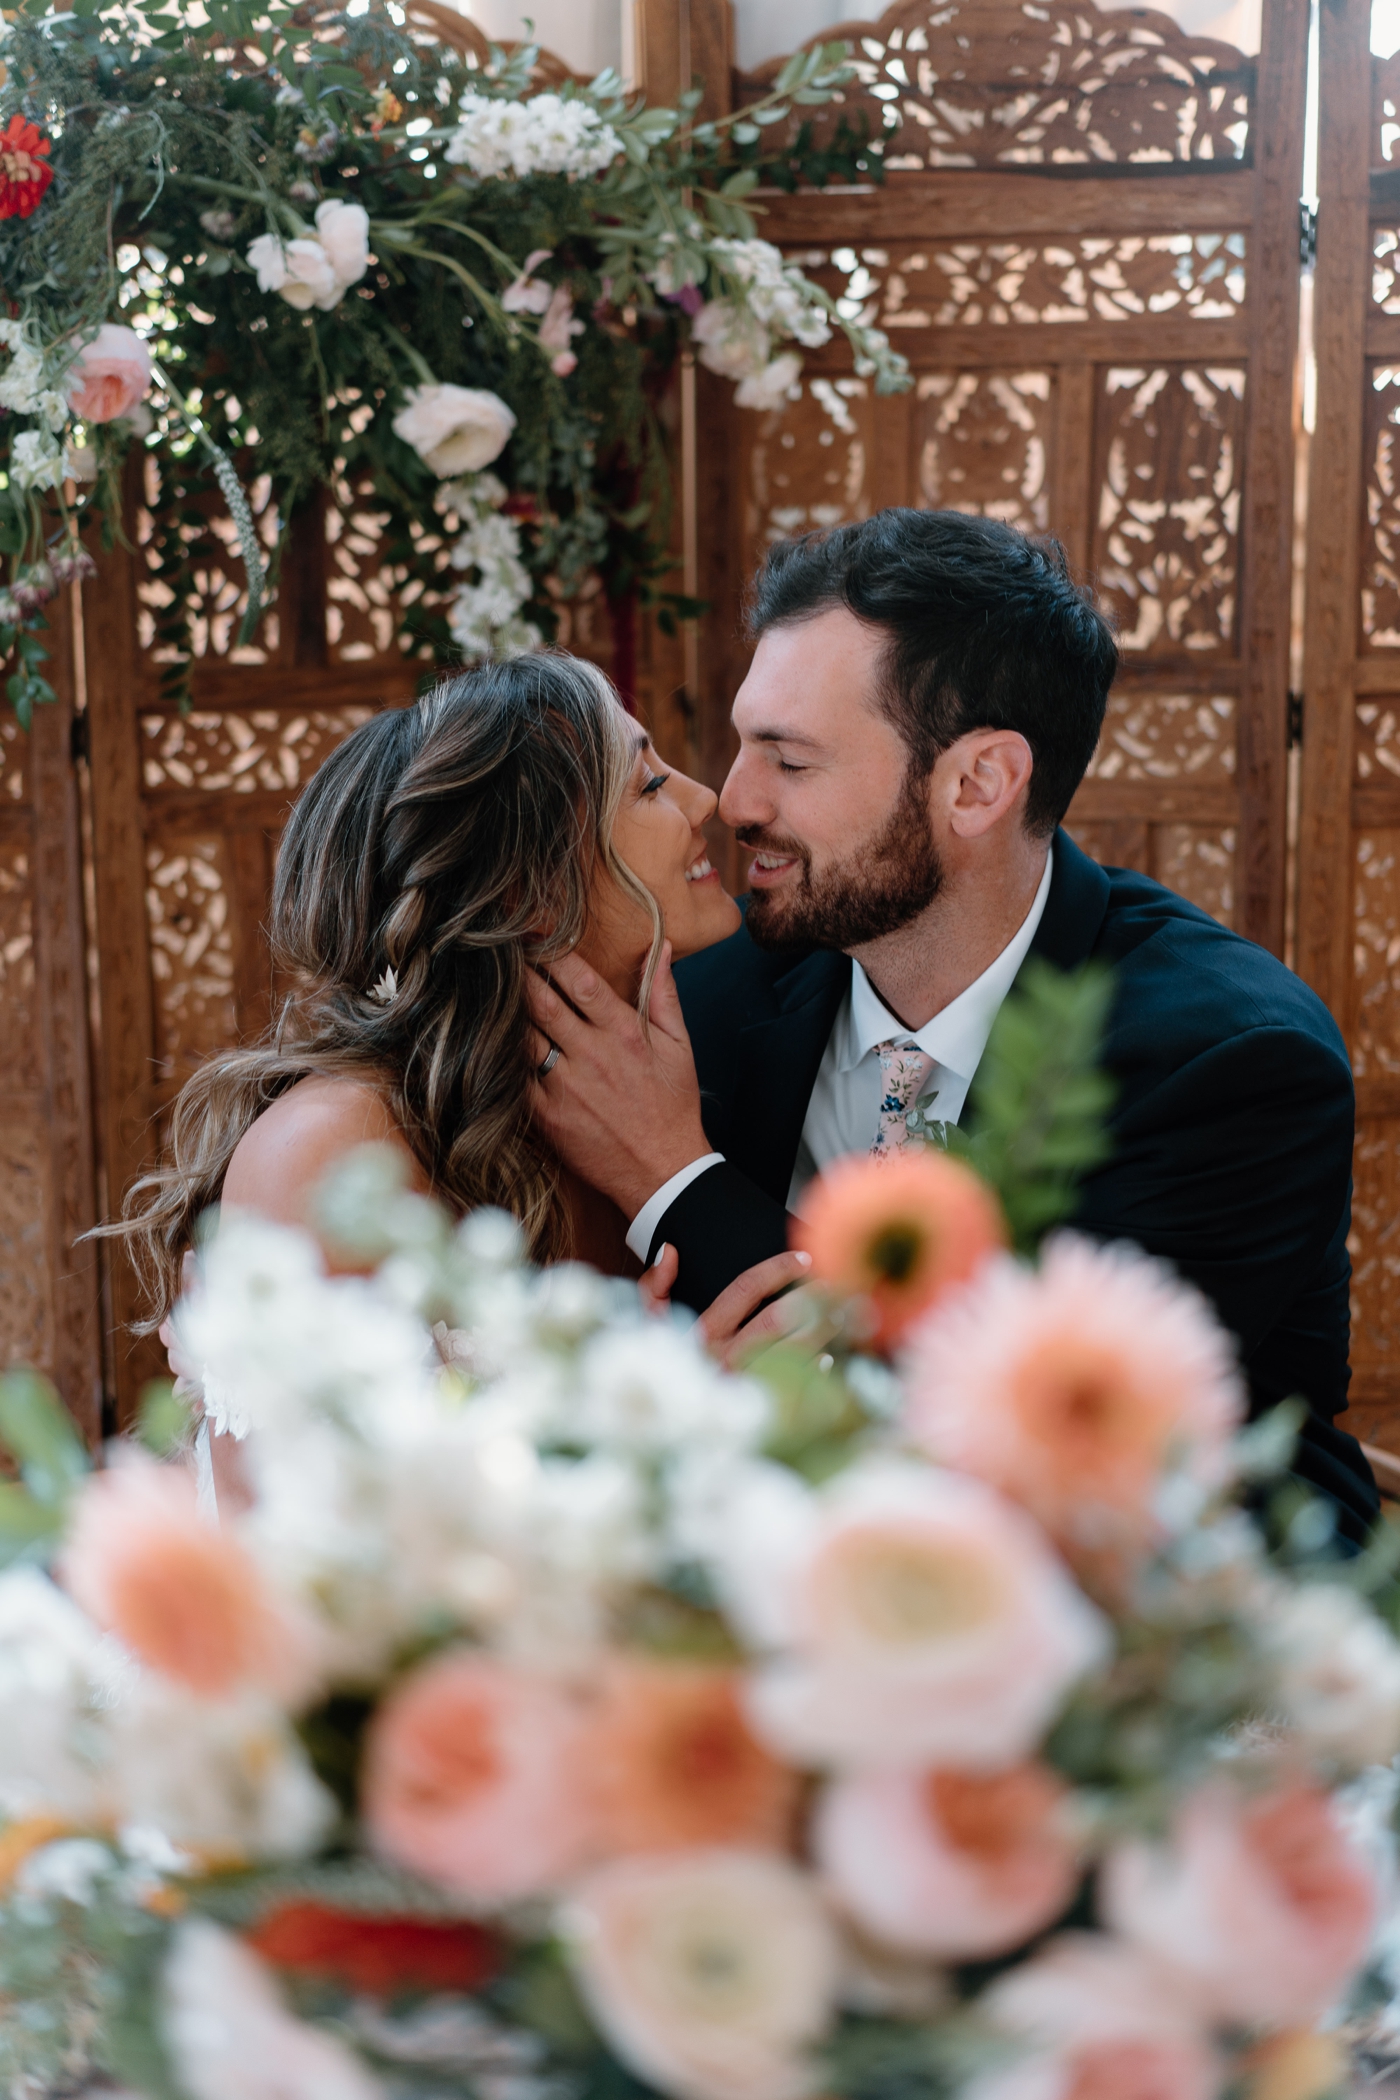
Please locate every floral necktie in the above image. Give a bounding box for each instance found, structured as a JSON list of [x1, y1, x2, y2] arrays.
[[871, 1039, 938, 1159]]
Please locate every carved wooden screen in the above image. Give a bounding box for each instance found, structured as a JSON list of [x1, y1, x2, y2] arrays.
[[0, 659, 101, 1440], [74, 3, 664, 1422], [1298, 0, 1400, 1446], [696, 0, 1308, 956]]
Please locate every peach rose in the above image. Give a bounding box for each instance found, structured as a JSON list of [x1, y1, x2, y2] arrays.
[[964, 1933, 1221, 2100], [905, 1234, 1243, 1548], [587, 1657, 798, 1854], [362, 1650, 593, 1905], [65, 322, 152, 425], [60, 1452, 309, 1701], [1102, 1780, 1379, 2029], [718, 1458, 1108, 1771], [563, 1849, 838, 2100], [815, 1761, 1078, 1959], [794, 1150, 1006, 1350]]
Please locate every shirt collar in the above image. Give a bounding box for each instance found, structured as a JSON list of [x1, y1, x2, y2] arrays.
[[839, 846, 1055, 1077]]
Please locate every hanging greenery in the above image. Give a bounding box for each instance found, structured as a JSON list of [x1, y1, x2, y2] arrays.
[[0, 0, 909, 724]]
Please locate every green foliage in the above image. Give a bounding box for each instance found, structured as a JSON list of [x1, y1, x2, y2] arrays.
[[822, 2014, 1011, 2100], [135, 1375, 193, 1457], [0, 0, 906, 710], [0, 1366, 88, 1564], [949, 959, 1116, 1252]]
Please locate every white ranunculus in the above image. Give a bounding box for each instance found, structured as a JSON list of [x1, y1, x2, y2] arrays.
[[314, 198, 370, 291], [563, 1850, 839, 2100], [10, 425, 64, 491], [690, 299, 770, 382], [247, 231, 339, 311], [1265, 1580, 1400, 1767], [735, 354, 803, 412], [392, 383, 517, 476], [714, 1457, 1109, 1771], [163, 1918, 384, 2100], [107, 1678, 335, 1862]]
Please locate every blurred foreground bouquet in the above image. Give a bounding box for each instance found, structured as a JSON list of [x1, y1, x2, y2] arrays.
[[4, 972, 1400, 2100]]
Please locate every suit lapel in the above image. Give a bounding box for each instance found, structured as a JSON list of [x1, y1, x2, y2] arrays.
[[1025, 828, 1112, 976], [728, 950, 850, 1204]]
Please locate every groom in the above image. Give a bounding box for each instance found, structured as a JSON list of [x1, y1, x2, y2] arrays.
[[530, 510, 1379, 1546]]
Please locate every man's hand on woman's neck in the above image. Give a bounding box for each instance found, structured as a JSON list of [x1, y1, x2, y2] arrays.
[[852, 832, 1051, 1034]]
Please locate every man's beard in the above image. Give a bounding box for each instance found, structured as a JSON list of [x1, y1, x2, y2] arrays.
[[739, 764, 943, 952]]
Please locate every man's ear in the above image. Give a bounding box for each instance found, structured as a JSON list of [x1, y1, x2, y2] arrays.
[[941, 730, 1034, 840]]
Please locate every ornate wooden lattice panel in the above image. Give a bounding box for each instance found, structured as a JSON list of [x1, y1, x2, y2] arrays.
[[702, 0, 1306, 949], [73, 7, 682, 1422], [0, 648, 101, 1437], [1296, 2, 1400, 1442]]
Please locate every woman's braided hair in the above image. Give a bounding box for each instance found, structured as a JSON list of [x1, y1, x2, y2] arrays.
[[104, 651, 661, 1327]]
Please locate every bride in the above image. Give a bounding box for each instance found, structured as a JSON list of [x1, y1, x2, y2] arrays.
[[114, 650, 806, 1379]]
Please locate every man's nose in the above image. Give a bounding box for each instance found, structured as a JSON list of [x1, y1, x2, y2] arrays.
[[718, 747, 767, 829]]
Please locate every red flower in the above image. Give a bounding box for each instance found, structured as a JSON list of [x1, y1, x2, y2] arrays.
[[0, 115, 53, 220], [244, 1900, 503, 1997], [500, 492, 541, 523]]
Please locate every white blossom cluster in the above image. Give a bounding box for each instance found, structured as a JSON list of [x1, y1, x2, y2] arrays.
[[0, 320, 73, 489], [444, 91, 623, 182], [169, 1198, 771, 1678], [437, 472, 542, 662]]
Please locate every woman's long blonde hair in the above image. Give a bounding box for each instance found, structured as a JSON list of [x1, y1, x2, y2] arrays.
[[107, 651, 662, 1327]]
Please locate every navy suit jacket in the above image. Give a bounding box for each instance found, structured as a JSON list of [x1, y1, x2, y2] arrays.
[[660, 830, 1379, 1547]]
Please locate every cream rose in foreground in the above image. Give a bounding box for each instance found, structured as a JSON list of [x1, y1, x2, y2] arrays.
[[1102, 1779, 1380, 2029], [162, 1917, 383, 2100], [65, 321, 152, 424], [963, 1933, 1221, 2100], [714, 1458, 1108, 1769], [815, 1761, 1078, 1959], [363, 1649, 593, 1904], [563, 1849, 839, 2100], [1264, 1580, 1400, 1767], [393, 383, 517, 476], [905, 1235, 1243, 1549]]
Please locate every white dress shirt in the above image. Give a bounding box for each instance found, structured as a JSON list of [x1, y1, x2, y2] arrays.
[[626, 847, 1054, 1262]]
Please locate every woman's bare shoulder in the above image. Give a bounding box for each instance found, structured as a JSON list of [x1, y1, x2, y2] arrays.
[[222, 1074, 419, 1230]]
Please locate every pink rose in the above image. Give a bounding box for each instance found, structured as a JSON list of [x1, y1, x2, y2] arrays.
[[65, 323, 152, 425], [965, 1934, 1221, 2100], [815, 1762, 1079, 1960], [716, 1459, 1108, 1771], [904, 1235, 1244, 1553], [1102, 1780, 1379, 2029], [362, 1650, 594, 1906]]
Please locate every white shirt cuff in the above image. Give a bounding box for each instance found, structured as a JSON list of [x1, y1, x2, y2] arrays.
[[626, 1154, 726, 1265]]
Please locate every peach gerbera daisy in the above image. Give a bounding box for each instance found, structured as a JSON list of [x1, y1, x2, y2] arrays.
[[793, 1150, 1006, 1350], [904, 1234, 1244, 1548], [60, 1453, 309, 1701], [586, 1658, 798, 1854]]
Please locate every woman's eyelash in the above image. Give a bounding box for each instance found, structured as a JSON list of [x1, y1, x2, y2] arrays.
[[778, 760, 805, 775], [641, 771, 669, 795]]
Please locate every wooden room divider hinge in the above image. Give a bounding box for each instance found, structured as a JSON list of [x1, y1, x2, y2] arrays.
[[1288, 690, 1305, 748], [69, 708, 89, 766], [1299, 200, 1318, 268]]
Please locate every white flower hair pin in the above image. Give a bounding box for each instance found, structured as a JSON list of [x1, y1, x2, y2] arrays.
[[368, 965, 398, 1006]]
